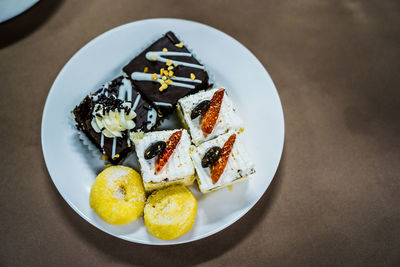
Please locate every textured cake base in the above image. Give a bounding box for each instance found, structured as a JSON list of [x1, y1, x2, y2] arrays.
[[143, 174, 195, 192]]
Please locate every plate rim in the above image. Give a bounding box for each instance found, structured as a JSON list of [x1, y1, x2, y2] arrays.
[[41, 18, 285, 245], [0, 0, 40, 23]]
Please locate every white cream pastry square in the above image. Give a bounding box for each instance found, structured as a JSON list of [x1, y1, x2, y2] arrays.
[[178, 88, 244, 146], [132, 129, 195, 184], [190, 131, 255, 193]]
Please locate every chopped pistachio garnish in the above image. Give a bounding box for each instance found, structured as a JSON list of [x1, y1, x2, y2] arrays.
[[160, 68, 165, 75], [166, 59, 172, 66], [168, 70, 174, 77], [175, 42, 184, 48], [130, 131, 144, 140], [163, 69, 169, 76], [165, 79, 173, 85], [159, 83, 168, 91]]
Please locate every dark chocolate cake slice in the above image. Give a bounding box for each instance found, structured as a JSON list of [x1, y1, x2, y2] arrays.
[[123, 31, 209, 117], [73, 76, 159, 164]]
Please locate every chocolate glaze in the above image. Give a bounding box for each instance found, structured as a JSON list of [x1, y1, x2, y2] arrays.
[[123, 31, 210, 117], [73, 76, 159, 164]]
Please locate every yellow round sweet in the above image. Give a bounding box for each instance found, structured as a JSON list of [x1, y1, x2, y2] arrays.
[[144, 185, 197, 240], [89, 166, 145, 225]]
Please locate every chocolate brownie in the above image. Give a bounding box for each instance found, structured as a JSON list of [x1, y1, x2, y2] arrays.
[[73, 76, 159, 163], [123, 31, 210, 117]]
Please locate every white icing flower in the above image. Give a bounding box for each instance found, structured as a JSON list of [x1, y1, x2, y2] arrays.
[[91, 102, 136, 138]]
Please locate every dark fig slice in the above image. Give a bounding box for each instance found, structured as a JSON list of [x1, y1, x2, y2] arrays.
[[144, 141, 166, 159], [201, 146, 221, 168], [190, 100, 211, 120]]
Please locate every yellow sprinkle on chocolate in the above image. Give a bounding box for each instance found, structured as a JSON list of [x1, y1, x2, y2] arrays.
[[151, 56, 157, 61], [114, 154, 120, 158], [167, 66, 174, 70], [104, 163, 111, 167], [174, 63, 178, 67], [102, 154, 108, 161], [143, 67, 148, 73], [163, 70, 169, 76], [175, 42, 184, 48], [159, 83, 168, 91], [168, 70, 174, 77], [166, 59, 172, 66], [160, 68, 165, 75], [166, 79, 173, 85], [162, 76, 167, 81], [151, 73, 158, 80], [162, 48, 168, 52], [190, 73, 196, 80]]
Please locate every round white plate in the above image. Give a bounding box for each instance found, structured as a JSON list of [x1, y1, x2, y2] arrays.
[[0, 0, 39, 23], [41, 18, 284, 245]]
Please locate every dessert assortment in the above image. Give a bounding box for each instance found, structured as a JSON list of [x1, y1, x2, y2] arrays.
[[73, 31, 256, 240]]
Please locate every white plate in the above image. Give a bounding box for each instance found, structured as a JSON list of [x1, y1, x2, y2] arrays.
[[41, 18, 284, 245], [0, 0, 39, 23]]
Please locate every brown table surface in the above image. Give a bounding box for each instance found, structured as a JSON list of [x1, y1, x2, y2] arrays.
[[1, 0, 399, 266]]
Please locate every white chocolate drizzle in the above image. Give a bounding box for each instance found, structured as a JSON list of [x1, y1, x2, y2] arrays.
[[112, 138, 117, 159], [146, 51, 205, 70], [131, 72, 201, 89], [147, 108, 158, 130], [100, 133, 104, 147], [153, 102, 173, 107], [132, 93, 141, 110], [126, 93, 140, 148], [118, 78, 133, 101]]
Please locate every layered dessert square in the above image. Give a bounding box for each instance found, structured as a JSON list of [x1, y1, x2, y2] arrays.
[[132, 129, 195, 192], [123, 31, 210, 117], [190, 131, 255, 193], [178, 88, 243, 145], [73, 76, 159, 163]]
